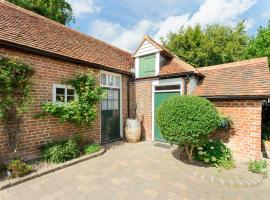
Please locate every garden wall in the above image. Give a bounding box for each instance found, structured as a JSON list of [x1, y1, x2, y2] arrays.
[[0, 47, 129, 160], [211, 100, 263, 161]]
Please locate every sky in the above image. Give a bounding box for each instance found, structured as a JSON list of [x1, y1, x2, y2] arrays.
[[67, 0, 270, 52]]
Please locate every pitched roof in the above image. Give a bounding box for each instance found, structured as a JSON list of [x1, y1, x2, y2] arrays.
[[192, 57, 270, 98], [159, 57, 201, 77], [133, 35, 175, 58], [0, 0, 133, 73]]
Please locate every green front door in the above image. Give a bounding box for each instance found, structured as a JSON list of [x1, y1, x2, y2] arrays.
[[101, 88, 120, 143], [154, 92, 179, 142]]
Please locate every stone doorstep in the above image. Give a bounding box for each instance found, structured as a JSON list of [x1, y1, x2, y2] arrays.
[[0, 148, 106, 191]]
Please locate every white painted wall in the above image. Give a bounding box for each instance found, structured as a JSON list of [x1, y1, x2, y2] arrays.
[[189, 75, 199, 94], [134, 40, 160, 57]]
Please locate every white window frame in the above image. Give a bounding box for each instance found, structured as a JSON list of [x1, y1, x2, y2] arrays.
[[100, 71, 121, 89], [52, 84, 76, 103], [151, 78, 182, 141], [100, 70, 123, 141]]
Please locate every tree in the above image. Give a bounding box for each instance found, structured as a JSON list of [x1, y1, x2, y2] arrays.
[[8, 0, 74, 25], [245, 20, 270, 64], [156, 96, 220, 161], [163, 22, 249, 67]]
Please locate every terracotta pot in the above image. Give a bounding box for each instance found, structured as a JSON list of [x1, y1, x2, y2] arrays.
[[125, 119, 141, 143]]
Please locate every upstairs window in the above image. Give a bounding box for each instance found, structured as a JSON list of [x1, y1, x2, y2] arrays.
[[139, 54, 156, 77], [53, 84, 75, 103], [100, 72, 121, 88]]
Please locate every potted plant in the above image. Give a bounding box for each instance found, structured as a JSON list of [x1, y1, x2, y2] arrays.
[[219, 116, 233, 131], [125, 103, 141, 143]]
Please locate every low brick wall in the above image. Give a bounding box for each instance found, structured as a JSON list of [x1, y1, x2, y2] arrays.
[[211, 100, 263, 161]]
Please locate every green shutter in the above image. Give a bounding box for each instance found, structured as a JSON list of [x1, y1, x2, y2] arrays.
[[139, 54, 156, 77]]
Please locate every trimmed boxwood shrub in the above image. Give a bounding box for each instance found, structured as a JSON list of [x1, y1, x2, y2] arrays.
[[156, 95, 220, 161], [194, 140, 235, 169]]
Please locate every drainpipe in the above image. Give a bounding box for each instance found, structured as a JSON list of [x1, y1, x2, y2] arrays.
[[127, 76, 130, 118], [183, 75, 190, 95]]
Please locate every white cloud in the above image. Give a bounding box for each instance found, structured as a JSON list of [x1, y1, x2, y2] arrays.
[[154, 14, 190, 40], [244, 18, 256, 30], [89, 0, 258, 51], [189, 0, 257, 26], [89, 20, 158, 51], [67, 0, 101, 17]]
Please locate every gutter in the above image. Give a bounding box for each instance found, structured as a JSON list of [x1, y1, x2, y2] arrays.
[[201, 95, 270, 100], [0, 39, 133, 76]]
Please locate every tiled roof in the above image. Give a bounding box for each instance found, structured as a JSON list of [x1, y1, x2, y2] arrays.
[[159, 57, 201, 76], [193, 57, 270, 98], [0, 0, 133, 73]]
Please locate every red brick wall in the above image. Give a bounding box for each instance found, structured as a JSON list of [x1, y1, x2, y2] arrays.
[[211, 100, 263, 161], [132, 79, 153, 140], [0, 47, 129, 160]]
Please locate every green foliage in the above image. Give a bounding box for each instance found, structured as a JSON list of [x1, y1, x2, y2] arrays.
[[194, 140, 235, 169], [41, 73, 104, 126], [7, 159, 33, 177], [84, 144, 101, 154], [245, 20, 270, 65], [156, 96, 220, 161], [0, 57, 34, 119], [8, 0, 74, 25], [41, 139, 80, 163], [163, 22, 249, 67], [248, 160, 268, 178], [71, 133, 84, 147], [0, 162, 7, 174]]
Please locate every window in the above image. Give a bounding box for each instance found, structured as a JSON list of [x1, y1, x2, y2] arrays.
[[139, 54, 156, 77], [100, 72, 121, 88], [53, 84, 75, 103]]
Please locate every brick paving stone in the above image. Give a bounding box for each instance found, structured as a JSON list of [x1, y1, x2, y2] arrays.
[[0, 141, 270, 200]]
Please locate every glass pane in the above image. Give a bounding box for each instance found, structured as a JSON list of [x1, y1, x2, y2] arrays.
[[102, 101, 107, 110], [108, 75, 114, 86], [56, 88, 65, 95], [67, 89, 75, 95], [56, 95, 65, 102], [108, 90, 114, 100], [67, 96, 74, 102], [155, 85, 180, 91], [114, 100, 119, 110], [114, 90, 119, 100], [108, 100, 113, 110], [101, 74, 106, 85], [115, 76, 120, 87]]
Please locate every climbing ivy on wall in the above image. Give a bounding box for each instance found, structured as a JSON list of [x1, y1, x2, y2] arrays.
[[0, 57, 34, 150], [0, 57, 34, 119], [41, 73, 104, 126]]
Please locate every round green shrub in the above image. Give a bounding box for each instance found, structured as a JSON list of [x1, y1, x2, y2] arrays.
[[156, 95, 221, 160], [194, 140, 235, 169]]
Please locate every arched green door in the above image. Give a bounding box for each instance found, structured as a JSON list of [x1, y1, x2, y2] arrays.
[[154, 92, 179, 142]]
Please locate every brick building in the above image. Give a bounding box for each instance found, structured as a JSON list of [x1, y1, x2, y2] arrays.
[[0, 1, 270, 161]]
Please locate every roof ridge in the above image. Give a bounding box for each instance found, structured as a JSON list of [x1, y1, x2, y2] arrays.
[[0, 0, 131, 55], [198, 57, 268, 71]]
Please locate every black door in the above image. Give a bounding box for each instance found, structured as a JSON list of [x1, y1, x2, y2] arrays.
[[101, 88, 121, 143]]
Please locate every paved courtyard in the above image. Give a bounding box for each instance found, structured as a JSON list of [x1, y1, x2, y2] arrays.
[[0, 141, 270, 200]]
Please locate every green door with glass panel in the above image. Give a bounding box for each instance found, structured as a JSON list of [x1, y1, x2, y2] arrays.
[[154, 92, 179, 142], [101, 88, 120, 143]]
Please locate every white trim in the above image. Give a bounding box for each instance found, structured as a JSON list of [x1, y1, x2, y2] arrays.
[[52, 84, 76, 103], [99, 70, 123, 142], [151, 78, 183, 141], [135, 57, 140, 78], [155, 52, 160, 76]]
